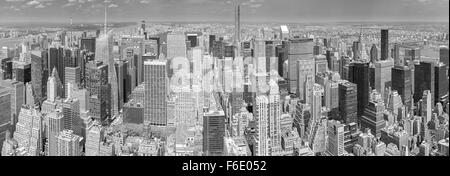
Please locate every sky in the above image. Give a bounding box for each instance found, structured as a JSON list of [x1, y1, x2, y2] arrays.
[[0, 0, 448, 23]]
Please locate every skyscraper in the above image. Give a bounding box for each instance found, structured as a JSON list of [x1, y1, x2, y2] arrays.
[[95, 32, 118, 117], [414, 61, 435, 104], [339, 80, 358, 124], [85, 61, 110, 122], [287, 38, 314, 94], [144, 60, 168, 126], [327, 120, 345, 156], [268, 80, 281, 150], [56, 130, 82, 156], [370, 44, 378, 63], [62, 98, 80, 136], [435, 63, 448, 104], [0, 79, 24, 128], [235, 4, 241, 46], [47, 110, 64, 156], [374, 59, 394, 97], [167, 33, 186, 59], [203, 111, 225, 156], [381, 29, 389, 61], [31, 51, 48, 105], [349, 62, 370, 119], [85, 120, 104, 156], [360, 91, 386, 138], [440, 46, 449, 67], [392, 66, 413, 110], [64, 67, 81, 97], [13, 105, 43, 156], [255, 95, 269, 156], [0, 87, 11, 153]]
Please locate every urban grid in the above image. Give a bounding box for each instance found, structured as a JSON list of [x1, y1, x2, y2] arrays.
[[0, 0, 448, 157]]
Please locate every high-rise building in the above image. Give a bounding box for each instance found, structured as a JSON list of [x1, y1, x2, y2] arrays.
[[381, 29, 389, 61], [13, 105, 43, 156], [0, 87, 11, 153], [62, 98, 80, 136], [374, 59, 394, 97], [56, 130, 82, 156], [48, 46, 64, 86], [167, 33, 186, 59], [439, 46, 449, 67], [287, 38, 314, 94], [370, 44, 378, 63], [95, 33, 118, 117], [80, 38, 96, 53], [203, 111, 225, 156], [392, 66, 413, 110], [414, 61, 435, 104], [421, 90, 432, 123], [209, 35, 216, 54], [392, 43, 400, 64], [338, 80, 358, 124], [297, 59, 315, 100], [144, 60, 168, 126], [85, 61, 110, 122], [435, 63, 448, 104], [360, 91, 386, 138], [268, 80, 281, 150], [0, 79, 24, 128], [47, 110, 64, 156], [348, 62, 370, 118], [64, 67, 81, 97], [327, 120, 345, 156], [234, 4, 241, 46], [31, 51, 48, 105], [85, 120, 104, 156], [255, 95, 269, 156], [1, 57, 13, 80]]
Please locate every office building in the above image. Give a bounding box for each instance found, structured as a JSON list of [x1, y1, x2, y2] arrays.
[[381, 29, 389, 60], [0, 88, 11, 153], [370, 44, 378, 63], [203, 111, 225, 156], [31, 51, 48, 105], [85, 61, 110, 122], [0, 79, 24, 127], [12, 106, 43, 156], [287, 38, 314, 94], [348, 62, 370, 118], [414, 61, 435, 104], [144, 60, 168, 126], [167, 33, 186, 59], [56, 130, 82, 156], [327, 120, 345, 156], [360, 91, 386, 138], [435, 63, 448, 104], [85, 121, 104, 156], [374, 59, 394, 97], [255, 95, 269, 156], [339, 80, 358, 124], [392, 66, 413, 110]]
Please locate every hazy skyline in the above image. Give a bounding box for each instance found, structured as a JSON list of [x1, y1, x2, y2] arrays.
[[0, 0, 449, 23]]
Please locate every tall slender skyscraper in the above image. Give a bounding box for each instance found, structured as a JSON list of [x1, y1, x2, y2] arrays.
[[235, 4, 241, 46], [381, 29, 389, 61]]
